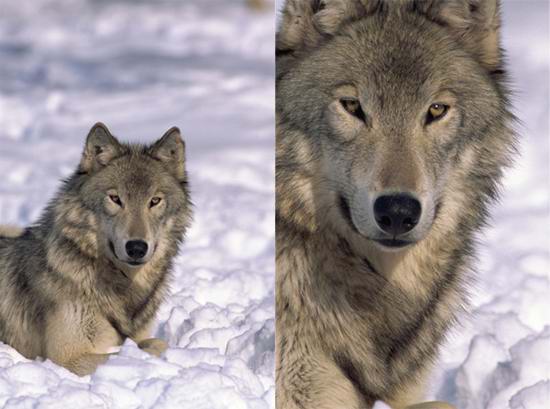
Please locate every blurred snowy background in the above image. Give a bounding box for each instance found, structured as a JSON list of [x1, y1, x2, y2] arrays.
[[0, 0, 275, 408]]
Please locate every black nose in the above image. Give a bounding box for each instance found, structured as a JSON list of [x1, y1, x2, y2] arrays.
[[373, 194, 422, 236], [125, 240, 148, 260]]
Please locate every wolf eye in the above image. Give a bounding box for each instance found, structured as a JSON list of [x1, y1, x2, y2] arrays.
[[149, 197, 162, 208], [426, 103, 449, 125], [109, 194, 122, 206], [340, 98, 366, 122]]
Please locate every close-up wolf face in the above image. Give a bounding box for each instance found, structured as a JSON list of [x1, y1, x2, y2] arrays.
[[277, 0, 508, 250], [78, 123, 190, 271]]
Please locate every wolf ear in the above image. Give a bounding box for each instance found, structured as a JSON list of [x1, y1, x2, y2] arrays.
[[422, 0, 502, 70], [80, 122, 122, 173], [151, 127, 186, 182], [277, 0, 374, 54]]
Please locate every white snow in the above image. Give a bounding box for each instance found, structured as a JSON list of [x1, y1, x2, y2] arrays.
[[0, 0, 274, 408]]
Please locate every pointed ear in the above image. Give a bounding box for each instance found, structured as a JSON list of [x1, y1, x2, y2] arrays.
[[151, 127, 186, 181], [79, 122, 122, 173], [277, 0, 373, 54], [422, 0, 502, 70]]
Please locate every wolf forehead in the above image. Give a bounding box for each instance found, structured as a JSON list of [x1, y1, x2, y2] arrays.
[[301, 21, 478, 89], [89, 149, 183, 191], [278, 0, 502, 81]]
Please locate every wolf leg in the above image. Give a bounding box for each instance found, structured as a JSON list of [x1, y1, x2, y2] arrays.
[[385, 363, 436, 409], [131, 321, 168, 357], [404, 402, 456, 409], [44, 303, 119, 376], [64, 353, 114, 376], [277, 352, 369, 409], [138, 338, 168, 357]]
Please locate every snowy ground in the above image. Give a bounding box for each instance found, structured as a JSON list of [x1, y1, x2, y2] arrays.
[[0, 0, 274, 408]]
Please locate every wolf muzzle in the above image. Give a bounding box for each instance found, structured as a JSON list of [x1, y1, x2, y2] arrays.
[[373, 193, 422, 236], [125, 240, 149, 263], [372, 193, 422, 248]]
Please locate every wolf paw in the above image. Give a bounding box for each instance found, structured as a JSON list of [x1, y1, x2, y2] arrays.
[[138, 338, 168, 357], [405, 402, 456, 409]]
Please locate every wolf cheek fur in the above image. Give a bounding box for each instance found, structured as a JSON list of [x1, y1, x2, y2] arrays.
[[0, 122, 192, 376], [276, 0, 516, 408]]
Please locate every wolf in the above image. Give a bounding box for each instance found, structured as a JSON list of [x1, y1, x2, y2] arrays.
[[276, 0, 516, 408], [0, 123, 192, 376]]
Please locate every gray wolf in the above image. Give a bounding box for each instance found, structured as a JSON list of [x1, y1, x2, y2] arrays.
[[0, 123, 192, 376], [276, 0, 515, 408]]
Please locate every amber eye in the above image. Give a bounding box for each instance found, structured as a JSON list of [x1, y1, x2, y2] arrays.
[[109, 194, 122, 207], [426, 103, 449, 124], [150, 197, 162, 208], [340, 98, 366, 122]]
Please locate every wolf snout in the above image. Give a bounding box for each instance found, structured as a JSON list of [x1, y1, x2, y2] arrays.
[[125, 240, 149, 260], [373, 193, 422, 236]]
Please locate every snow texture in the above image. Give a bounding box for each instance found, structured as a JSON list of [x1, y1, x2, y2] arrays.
[[0, 0, 274, 408]]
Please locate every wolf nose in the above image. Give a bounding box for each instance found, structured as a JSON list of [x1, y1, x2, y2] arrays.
[[373, 194, 421, 236], [125, 240, 148, 260]]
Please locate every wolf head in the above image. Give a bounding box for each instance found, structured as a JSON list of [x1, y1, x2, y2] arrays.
[[277, 0, 514, 251], [72, 122, 191, 271]]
